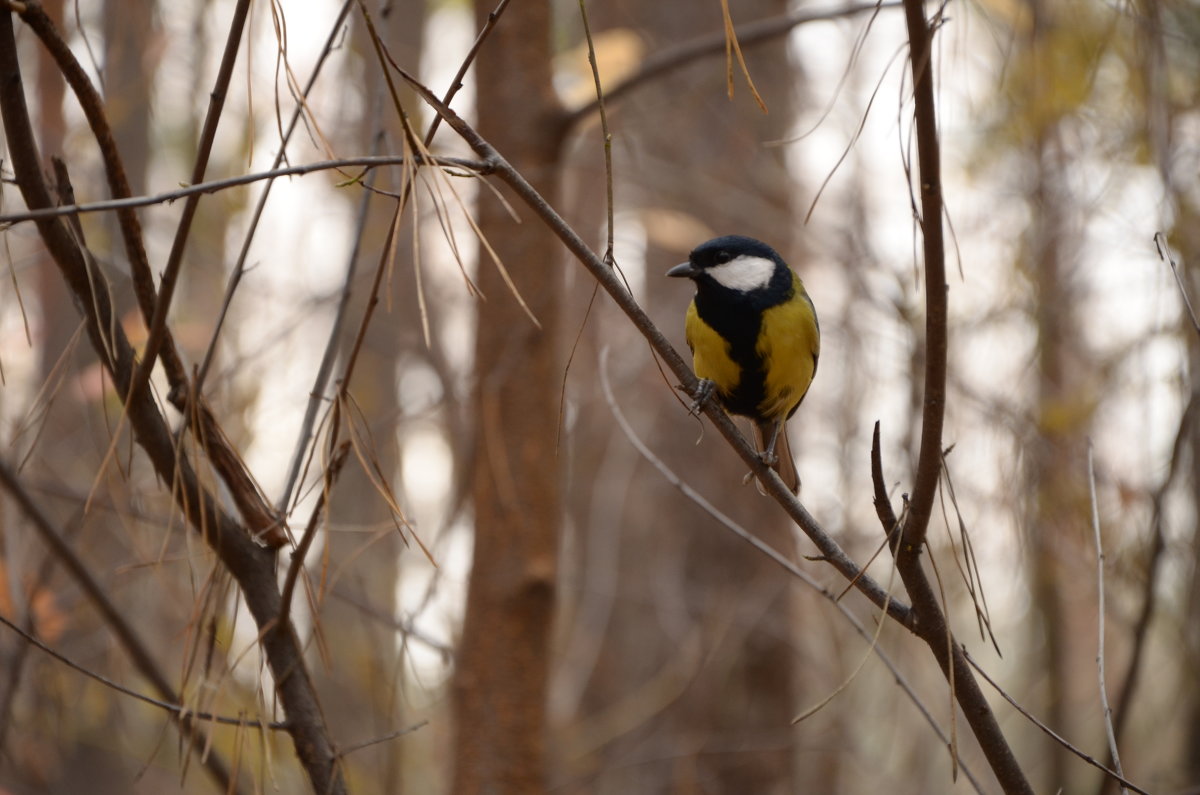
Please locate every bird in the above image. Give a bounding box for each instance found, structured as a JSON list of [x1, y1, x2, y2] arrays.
[[667, 235, 819, 493]]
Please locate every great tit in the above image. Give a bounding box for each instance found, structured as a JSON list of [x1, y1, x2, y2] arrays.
[[667, 235, 820, 493]]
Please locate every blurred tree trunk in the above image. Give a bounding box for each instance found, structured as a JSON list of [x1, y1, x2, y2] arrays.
[[555, 2, 802, 792], [1179, 201, 1200, 788], [315, 5, 425, 793], [451, 1, 564, 792], [1020, 2, 1094, 788], [34, 0, 70, 381]]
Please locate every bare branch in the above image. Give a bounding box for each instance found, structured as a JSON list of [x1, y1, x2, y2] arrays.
[[0, 155, 489, 226], [394, 65, 913, 627], [564, 1, 903, 128], [0, 613, 287, 730], [965, 650, 1152, 795], [136, 0, 251, 403], [0, 12, 345, 792], [899, 0, 947, 551], [598, 349, 986, 795], [1087, 442, 1127, 790], [0, 459, 243, 792]]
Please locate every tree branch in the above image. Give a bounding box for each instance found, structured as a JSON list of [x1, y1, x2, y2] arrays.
[[0, 461, 243, 793], [0, 11, 345, 793], [879, 2, 1032, 790], [563, 1, 903, 129], [12, 0, 287, 547], [394, 66, 913, 628]]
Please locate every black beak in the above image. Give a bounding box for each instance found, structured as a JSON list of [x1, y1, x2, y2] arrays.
[[666, 261, 697, 278]]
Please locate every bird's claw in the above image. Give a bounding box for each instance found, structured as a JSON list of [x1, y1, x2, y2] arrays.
[[687, 379, 717, 416]]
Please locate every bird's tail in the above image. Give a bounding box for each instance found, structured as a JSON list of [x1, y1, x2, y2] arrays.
[[753, 421, 800, 494]]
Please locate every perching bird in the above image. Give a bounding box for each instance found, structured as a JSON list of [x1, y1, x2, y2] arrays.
[[667, 235, 819, 493]]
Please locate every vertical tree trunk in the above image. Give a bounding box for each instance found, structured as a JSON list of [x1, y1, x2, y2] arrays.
[[1022, 4, 1093, 787], [451, 2, 565, 792]]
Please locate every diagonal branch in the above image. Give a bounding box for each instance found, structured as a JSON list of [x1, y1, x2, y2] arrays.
[[12, 0, 286, 546], [563, 1, 903, 129], [394, 65, 914, 628], [0, 11, 345, 793], [0, 460, 243, 794]]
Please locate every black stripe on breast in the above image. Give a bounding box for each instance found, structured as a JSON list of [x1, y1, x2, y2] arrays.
[[692, 269, 793, 420]]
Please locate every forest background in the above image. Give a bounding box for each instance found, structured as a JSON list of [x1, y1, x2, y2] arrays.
[[0, 0, 1197, 793]]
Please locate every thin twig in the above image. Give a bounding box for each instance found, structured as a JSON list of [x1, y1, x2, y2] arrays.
[[394, 65, 914, 629], [423, 0, 513, 147], [279, 443, 350, 630], [0, 614, 287, 730], [964, 650, 1151, 795], [0, 459, 242, 793], [597, 349, 985, 795], [132, 0, 252, 406], [1087, 441, 1127, 790], [277, 131, 386, 514], [193, 0, 357, 395], [564, 1, 903, 127], [1155, 231, 1200, 338], [577, 0, 614, 261], [0, 155, 490, 226], [1107, 393, 1194, 783], [334, 720, 430, 759]]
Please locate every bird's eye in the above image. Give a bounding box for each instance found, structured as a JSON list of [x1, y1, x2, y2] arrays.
[[715, 251, 732, 264]]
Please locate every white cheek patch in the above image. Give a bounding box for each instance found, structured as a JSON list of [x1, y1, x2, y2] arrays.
[[707, 255, 777, 292]]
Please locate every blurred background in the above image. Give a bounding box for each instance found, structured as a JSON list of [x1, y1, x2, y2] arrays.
[[0, 0, 1197, 792]]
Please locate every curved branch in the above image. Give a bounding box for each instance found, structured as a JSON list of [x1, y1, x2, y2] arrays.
[[0, 11, 346, 794], [885, 1, 1032, 791], [12, 0, 287, 546], [396, 65, 914, 629], [900, 0, 947, 550], [0, 462, 244, 793], [564, 1, 903, 129]]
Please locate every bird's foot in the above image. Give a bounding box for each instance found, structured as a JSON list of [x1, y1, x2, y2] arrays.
[[687, 379, 717, 417], [758, 449, 779, 468]]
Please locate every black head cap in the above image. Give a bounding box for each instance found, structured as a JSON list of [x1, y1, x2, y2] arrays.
[[667, 235, 785, 280], [689, 235, 783, 269]]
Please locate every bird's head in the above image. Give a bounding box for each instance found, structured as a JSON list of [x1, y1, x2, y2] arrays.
[[666, 235, 787, 294]]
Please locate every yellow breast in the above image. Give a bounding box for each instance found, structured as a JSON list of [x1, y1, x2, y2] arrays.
[[757, 282, 820, 420], [685, 300, 741, 393]]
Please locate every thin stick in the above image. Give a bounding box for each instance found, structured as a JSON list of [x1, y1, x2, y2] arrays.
[[577, 0, 614, 260], [423, 0, 513, 147], [132, 0, 253, 405], [276, 133, 386, 514], [1087, 441, 1127, 790], [0, 460, 242, 792], [333, 720, 430, 758], [0, 614, 286, 730], [597, 349, 985, 795], [194, 0, 357, 394], [1155, 231, 1200, 337], [395, 66, 915, 629], [964, 650, 1150, 795], [0, 155, 490, 226]]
